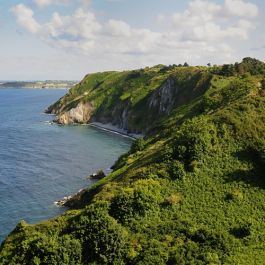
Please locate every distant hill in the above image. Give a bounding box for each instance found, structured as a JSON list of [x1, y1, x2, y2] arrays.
[[0, 80, 78, 89], [1, 58, 265, 264]]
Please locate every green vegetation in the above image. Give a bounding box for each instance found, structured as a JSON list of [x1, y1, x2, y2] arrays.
[[1, 58, 265, 264]]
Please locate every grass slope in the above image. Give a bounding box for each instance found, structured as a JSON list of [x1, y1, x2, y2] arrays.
[[1, 58, 265, 265]]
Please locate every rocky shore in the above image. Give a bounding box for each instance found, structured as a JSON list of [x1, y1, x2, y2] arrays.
[[54, 188, 86, 207], [54, 170, 107, 208]]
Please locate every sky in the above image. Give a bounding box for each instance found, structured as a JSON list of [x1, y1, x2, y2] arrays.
[[0, 0, 264, 80]]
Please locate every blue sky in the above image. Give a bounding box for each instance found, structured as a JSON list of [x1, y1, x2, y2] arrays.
[[0, 0, 264, 80]]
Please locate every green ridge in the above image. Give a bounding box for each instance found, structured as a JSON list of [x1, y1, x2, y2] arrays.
[[1, 57, 265, 265]]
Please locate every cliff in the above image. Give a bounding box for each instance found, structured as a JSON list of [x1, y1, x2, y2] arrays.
[[1, 58, 265, 264], [46, 66, 211, 134]]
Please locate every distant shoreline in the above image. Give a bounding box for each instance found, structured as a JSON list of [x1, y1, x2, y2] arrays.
[[0, 80, 77, 89], [0, 87, 69, 90]]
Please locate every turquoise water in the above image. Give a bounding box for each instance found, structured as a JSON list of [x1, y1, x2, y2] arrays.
[[0, 88, 132, 243]]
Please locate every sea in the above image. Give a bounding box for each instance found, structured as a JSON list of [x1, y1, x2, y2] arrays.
[[0, 88, 132, 243]]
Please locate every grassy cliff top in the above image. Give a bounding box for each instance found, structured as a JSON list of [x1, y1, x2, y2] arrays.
[[1, 58, 265, 265]]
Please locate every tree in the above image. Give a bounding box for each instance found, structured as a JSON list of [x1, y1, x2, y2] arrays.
[[130, 138, 146, 153]]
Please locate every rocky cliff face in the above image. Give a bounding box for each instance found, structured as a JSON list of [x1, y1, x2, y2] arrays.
[[55, 102, 94, 125], [53, 80, 178, 133], [148, 78, 177, 115], [107, 100, 131, 131], [50, 77, 183, 133]]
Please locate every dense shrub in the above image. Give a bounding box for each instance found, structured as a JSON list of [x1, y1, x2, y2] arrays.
[[172, 117, 218, 166], [26, 235, 82, 265], [130, 138, 146, 153], [0, 232, 82, 265], [169, 160, 186, 180], [71, 201, 129, 264], [109, 179, 163, 223]]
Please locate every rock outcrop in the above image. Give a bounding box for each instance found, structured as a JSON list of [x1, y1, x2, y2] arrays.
[[148, 78, 177, 115], [54, 188, 86, 207], [93, 100, 132, 131], [55, 102, 94, 125]]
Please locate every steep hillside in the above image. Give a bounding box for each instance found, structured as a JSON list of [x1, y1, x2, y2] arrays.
[[45, 65, 212, 134], [1, 58, 265, 265]]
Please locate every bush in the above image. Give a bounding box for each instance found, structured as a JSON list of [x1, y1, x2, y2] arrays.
[[72, 201, 129, 264], [134, 239, 169, 265], [15, 233, 82, 265], [110, 179, 163, 223], [165, 193, 182, 205], [130, 138, 146, 153], [172, 117, 218, 166], [169, 160, 186, 179]]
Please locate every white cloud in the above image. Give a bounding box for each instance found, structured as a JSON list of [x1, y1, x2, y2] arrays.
[[43, 8, 101, 40], [223, 0, 258, 18], [10, 0, 259, 68], [106, 20, 131, 37], [33, 0, 69, 8], [33, 0, 91, 9], [10, 4, 40, 34], [170, 0, 258, 42]]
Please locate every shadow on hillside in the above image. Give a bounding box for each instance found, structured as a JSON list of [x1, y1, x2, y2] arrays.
[[224, 149, 265, 189]]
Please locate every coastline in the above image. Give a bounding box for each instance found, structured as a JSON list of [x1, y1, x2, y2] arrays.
[[54, 170, 106, 208], [0, 86, 70, 90], [52, 122, 139, 208], [50, 119, 139, 208], [89, 122, 144, 140], [54, 188, 86, 207]]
